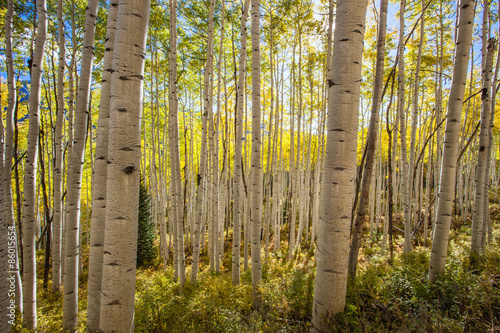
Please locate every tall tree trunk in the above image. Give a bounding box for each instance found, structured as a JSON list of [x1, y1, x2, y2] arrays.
[[86, 2, 118, 330], [2, 1, 22, 331], [311, 0, 368, 329], [168, 0, 186, 288], [98, 0, 150, 331], [232, 0, 250, 285], [22, 0, 47, 329], [250, 0, 263, 308], [348, 0, 388, 279], [397, 0, 412, 254], [52, 0, 66, 294], [191, 0, 215, 283], [63, 1, 99, 330], [471, 33, 495, 259], [428, 0, 475, 283]]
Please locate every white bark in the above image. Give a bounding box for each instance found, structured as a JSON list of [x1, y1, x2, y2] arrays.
[[232, 0, 250, 285], [22, 1, 47, 328], [311, 0, 368, 329], [86, 2, 118, 330], [428, 0, 475, 282], [63, 1, 99, 329], [250, 0, 263, 308], [98, 0, 150, 331], [191, 0, 215, 283]]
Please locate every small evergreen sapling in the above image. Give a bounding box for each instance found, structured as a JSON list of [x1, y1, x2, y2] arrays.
[[137, 180, 157, 267]]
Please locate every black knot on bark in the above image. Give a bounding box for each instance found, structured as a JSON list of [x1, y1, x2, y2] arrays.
[[124, 165, 135, 174]]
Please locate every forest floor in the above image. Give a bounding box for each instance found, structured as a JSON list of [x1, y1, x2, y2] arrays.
[[12, 203, 500, 332]]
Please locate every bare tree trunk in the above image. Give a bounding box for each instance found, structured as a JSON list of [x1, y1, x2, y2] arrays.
[[232, 0, 250, 285], [191, 0, 215, 283], [250, 0, 263, 308], [86, 2, 118, 330], [22, 1, 47, 329], [169, 0, 186, 288], [98, 0, 150, 331], [311, 0, 368, 329], [428, 0, 475, 282], [63, 1, 99, 329], [471, 32, 495, 259], [348, 0, 388, 279]]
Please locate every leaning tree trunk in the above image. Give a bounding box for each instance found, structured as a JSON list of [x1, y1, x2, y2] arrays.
[[22, 0, 47, 329], [98, 0, 150, 331], [428, 0, 475, 283], [232, 0, 250, 285], [311, 0, 368, 330], [348, 0, 388, 280], [63, 1, 99, 330], [86, 2, 118, 331]]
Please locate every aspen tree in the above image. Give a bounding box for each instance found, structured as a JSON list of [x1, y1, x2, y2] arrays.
[[169, 0, 186, 287], [4, 0, 22, 311], [250, 0, 263, 308], [63, 1, 99, 329], [311, 0, 368, 329], [397, 0, 412, 254], [22, 0, 47, 328], [232, 0, 251, 285], [86, 2, 118, 330], [471, 32, 495, 258], [1, 2, 19, 330], [98, 0, 150, 330], [0, 90, 8, 333], [429, 0, 475, 282], [191, 0, 216, 283], [348, 0, 388, 279], [408, 0, 425, 234], [52, 0, 66, 294]]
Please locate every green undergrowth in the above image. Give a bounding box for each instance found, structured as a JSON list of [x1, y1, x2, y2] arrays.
[[12, 213, 500, 332], [134, 247, 315, 332], [333, 224, 500, 332]]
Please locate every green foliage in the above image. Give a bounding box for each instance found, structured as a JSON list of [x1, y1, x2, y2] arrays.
[[137, 180, 157, 268], [333, 237, 500, 332], [134, 252, 316, 333]]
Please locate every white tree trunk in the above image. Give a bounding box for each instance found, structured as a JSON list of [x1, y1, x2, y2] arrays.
[[428, 0, 475, 282], [63, 1, 99, 329], [250, 0, 263, 308], [311, 0, 368, 329], [86, 2, 118, 331], [232, 0, 250, 285], [22, 1, 47, 328], [98, 0, 150, 331]]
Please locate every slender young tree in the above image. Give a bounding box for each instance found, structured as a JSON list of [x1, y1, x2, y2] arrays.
[[232, 0, 250, 285], [311, 0, 368, 330], [52, 0, 65, 294], [428, 0, 475, 283], [3, 1, 22, 323], [191, 0, 216, 283], [63, 1, 99, 329], [98, 0, 150, 331], [250, 0, 263, 308], [169, 0, 186, 288], [86, 1, 118, 330], [471, 35, 495, 258], [348, 0, 388, 279], [22, 0, 47, 329]]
